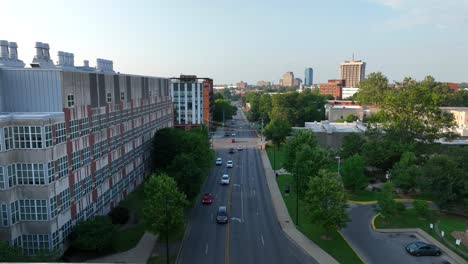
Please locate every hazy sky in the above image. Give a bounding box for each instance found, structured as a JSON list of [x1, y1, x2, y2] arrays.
[[2, 0, 468, 84]]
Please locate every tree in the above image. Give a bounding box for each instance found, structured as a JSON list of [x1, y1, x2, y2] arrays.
[[284, 130, 318, 172], [413, 200, 430, 218], [341, 154, 368, 192], [151, 128, 183, 172], [0, 241, 25, 262], [305, 170, 349, 238], [293, 144, 315, 198], [355, 72, 390, 105], [390, 151, 420, 192], [374, 182, 397, 218], [143, 174, 188, 262], [71, 216, 117, 252], [259, 93, 272, 123], [340, 133, 365, 159], [419, 155, 465, 209], [345, 114, 359, 122], [263, 118, 291, 169], [167, 153, 204, 199], [213, 99, 237, 122]]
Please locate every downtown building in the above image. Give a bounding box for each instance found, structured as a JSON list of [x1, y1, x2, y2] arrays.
[[0, 40, 173, 254], [340, 59, 366, 88], [171, 75, 213, 130], [304, 68, 313, 86]]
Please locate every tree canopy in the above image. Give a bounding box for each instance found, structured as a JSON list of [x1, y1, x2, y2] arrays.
[[341, 154, 368, 192], [263, 118, 291, 147]]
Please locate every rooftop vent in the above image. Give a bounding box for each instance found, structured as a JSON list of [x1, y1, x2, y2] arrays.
[[0, 40, 25, 68], [31, 41, 55, 68], [57, 51, 75, 67], [96, 58, 114, 72]]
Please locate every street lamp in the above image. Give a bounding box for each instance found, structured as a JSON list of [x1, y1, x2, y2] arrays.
[[165, 199, 173, 264], [335, 156, 341, 177]]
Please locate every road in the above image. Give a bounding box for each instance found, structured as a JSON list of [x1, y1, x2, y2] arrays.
[[341, 203, 458, 264], [177, 109, 315, 264]]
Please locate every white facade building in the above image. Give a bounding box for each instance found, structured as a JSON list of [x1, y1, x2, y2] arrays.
[[172, 81, 204, 125], [342, 87, 359, 99]]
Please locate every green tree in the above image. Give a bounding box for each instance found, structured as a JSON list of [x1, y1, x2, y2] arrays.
[[345, 114, 359, 122], [143, 174, 188, 261], [341, 154, 368, 192], [259, 93, 272, 122], [0, 241, 25, 262], [293, 144, 315, 198], [151, 128, 183, 172], [264, 118, 291, 169], [340, 133, 365, 159], [374, 182, 397, 218], [390, 151, 420, 192], [167, 153, 204, 199], [71, 216, 117, 252], [284, 130, 318, 172], [213, 99, 237, 122], [305, 170, 349, 238], [419, 155, 465, 209], [413, 200, 430, 218], [355, 72, 390, 105]]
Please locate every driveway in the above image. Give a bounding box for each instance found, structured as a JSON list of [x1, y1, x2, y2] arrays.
[[341, 203, 459, 264]]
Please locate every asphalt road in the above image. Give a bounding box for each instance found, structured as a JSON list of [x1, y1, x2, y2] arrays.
[[177, 110, 315, 264], [341, 203, 458, 264]]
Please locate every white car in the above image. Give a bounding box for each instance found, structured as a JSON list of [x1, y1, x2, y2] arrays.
[[226, 160, 233, 168], [237, 145, 243, 151], [215, 158, 222, 166], [231, 133, 236, 137], [221, 174, 230, 185]]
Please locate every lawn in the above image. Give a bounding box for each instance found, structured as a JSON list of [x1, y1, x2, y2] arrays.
[[375, 209, 468, 261], [276, 174, 364, 264], [266, 143, 286, 170]]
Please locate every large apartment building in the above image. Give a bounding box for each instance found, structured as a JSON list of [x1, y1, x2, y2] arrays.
[[171, 75, 213, 129], [340, 60, 366, 87], [0, 40, 173, 254]]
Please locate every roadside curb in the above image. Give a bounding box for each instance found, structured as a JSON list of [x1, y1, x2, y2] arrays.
[[348, 198, 433, 205], [374, 228, 466, 264], [371, 213, 380, 231], [337, 230, 367, 264]]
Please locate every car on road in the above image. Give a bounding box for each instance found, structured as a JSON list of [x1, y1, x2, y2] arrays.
[[224, 132, 230, 137], [229, 148, 235, 154], [405, 241, 441, 256], [220, 174, 230, 185], [231, 138, 235, 143], [231, 133, 236, 136], [201, 193, 213, 205], [216, 206, 228, 224], [227, 160, 233, 168], [215, 158, 222, 166], [237, 145, 243, 151]]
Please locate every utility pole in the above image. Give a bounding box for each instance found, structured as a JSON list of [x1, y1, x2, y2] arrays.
[[222, 110, 225, 130], [261, 118, 264, 142]]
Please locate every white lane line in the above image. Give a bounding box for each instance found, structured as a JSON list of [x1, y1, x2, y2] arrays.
[[205, 243, 209, 255], [241, 187, 244, 222], [260, 234, 265, 247], [256, 208, 259, 216], [211, 213, 213, 222]]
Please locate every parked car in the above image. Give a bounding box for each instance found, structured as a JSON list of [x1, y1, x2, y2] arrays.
[[231, 133, 236, 137], [221, 174, 230, 185], [227, 160, 233, 168], [216, 206, 228, 224], [201, 193, 213, 205], [224, 133, 230, 137], [215, 158, 222, 166], [229, 148, 235, 154], [405, 242, 441, 256]]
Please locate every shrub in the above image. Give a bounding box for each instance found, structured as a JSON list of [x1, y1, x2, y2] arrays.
[[413, 200, 429, 217], [396, 202, 406, 212], [71, 216, 117, 252], [109, 206, 130, 225]]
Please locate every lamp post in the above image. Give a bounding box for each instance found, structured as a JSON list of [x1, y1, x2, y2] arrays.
[[296, 166, 299, 226], [335, 156, 341, 177], [165, 199, 173, 264]]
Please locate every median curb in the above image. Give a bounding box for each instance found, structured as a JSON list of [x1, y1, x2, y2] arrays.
[[348, 198, 433, 205], [371, 213, 380, 230], [259, 148, 339, 264], [374, 227, 466, 264], [337, 230, 367, 264]]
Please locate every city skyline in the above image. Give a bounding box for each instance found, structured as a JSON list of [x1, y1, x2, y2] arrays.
[[2, 0, 468, 84]]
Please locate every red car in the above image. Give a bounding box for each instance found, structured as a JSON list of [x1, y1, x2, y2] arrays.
[[231, 138, 235, 143], [201, 193, 213, 205]]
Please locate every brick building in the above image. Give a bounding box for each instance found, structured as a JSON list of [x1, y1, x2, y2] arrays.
[[319, 79, 345, 99]]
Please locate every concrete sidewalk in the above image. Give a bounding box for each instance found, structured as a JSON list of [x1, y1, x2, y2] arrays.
[[88, 232, 158, 264], [259, 148, 339, 264]]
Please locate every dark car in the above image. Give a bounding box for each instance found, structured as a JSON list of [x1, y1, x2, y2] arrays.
[[224, 132, 230, 137], [405, 241, 441, 256], [229, 148, 235, 154], [216, 206, 228, 224], [201, 193, 213, 205]]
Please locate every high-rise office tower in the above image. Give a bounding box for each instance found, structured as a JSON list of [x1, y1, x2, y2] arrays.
[[304, 68, 313, 86], [340, 60, 366, 87], [281, 72, 294, 87]]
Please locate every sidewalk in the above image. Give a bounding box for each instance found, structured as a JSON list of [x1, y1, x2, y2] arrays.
[[88, 232, 158, 264], [259, 148, 339, 264]]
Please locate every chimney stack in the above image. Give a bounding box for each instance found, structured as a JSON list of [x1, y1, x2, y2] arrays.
[[35, 42, 44, 59], [0, 40, 9, 59], [43, 43, 51, 59], [83, 60, 89, 67], [0, 40, 25, 68], [8, 42, 18, 59]]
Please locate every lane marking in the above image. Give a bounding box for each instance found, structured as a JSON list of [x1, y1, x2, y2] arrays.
[[231, 217, 242, 223], [205, 244, 209, 255], [241, 187, 244, 222], [260, 234, 265, 247]]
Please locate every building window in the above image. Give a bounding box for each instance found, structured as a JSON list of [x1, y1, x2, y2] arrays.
[[120, 92, 125, 101], [74, 180, 83, 201], [69, 120, 79, 140], [8, 165, 16, 188], [19, 200, 48, 221], [16, 163, 45, 185], [50, 196, 57, 219], [82, 147, 91, 165], [52, 230, 60, 249], [10, 201, 19, 224], [93, 142, 101, 159], [54, 122, 67, 144], [21, 234, 50, 255], [92, 114, 100, 132], [60, 189, 70, 210], [107, 92, 112, 103], [45, 125, 52, 147], [67, 94, 75, 108], [84, 176, 92, 195], [72, 151, 81, 171], [0, 167, 4, 190], [47, 161, 55, 183], [4, 127, 13, 150], [1, 204, 8, 227], [81, 117, 89, 136], [61, 220, 72, 239], [14, 126, 42, 149]]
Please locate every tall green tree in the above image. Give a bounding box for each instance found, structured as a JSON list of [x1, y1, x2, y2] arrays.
[[293, 144, 315, 198], [341, 154, 368, 192], [340, 133, 365, 159], [264, 118, 291, 170], [167, 153, 204, 199], [213, 99, 237, 122], [259, 93, 272, 122], [71, 216, 117, 252], [390, 151, 420, 192], [374, 182, 397, 218], [355, 72, 390, 105], [151, 128, 183, 171], [143, 174, 188, 261], [305, 170, 349, 238], [284, 130, 318, 172]]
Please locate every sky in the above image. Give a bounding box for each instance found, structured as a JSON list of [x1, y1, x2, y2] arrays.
[[2, 0, 468, 84]]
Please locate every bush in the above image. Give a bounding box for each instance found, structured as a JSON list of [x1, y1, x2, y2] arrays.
[[396, 202, 406, 212], [109, 206, 130, 225], [71, 216, 117, 252], [413, 200, 429, 217]]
